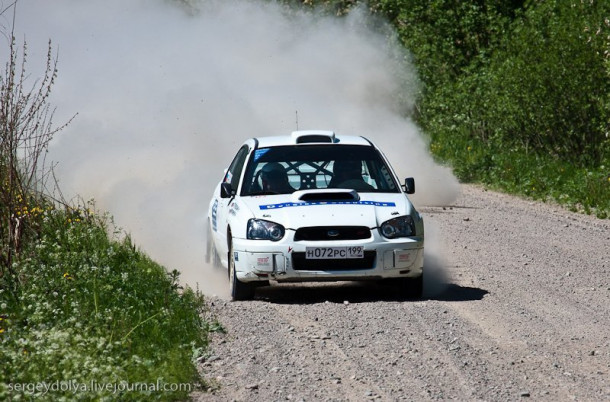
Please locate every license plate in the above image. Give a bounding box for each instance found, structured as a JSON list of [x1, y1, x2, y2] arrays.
[[305, 246, 364, 259]]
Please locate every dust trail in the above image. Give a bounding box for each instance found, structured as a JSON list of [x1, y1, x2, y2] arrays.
[[422, 221, 451, 297], [5, 0, 459, 297]]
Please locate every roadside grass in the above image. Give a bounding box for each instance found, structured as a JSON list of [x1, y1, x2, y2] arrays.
[[431, 135, 610, 219], [0, 20, 214, 401], [0, 201, 211, 401]]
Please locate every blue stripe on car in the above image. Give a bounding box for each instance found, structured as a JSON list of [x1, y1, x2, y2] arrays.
[[259, 201, 396, 210]]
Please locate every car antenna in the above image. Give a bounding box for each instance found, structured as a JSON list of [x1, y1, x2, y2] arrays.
[[295, 110, 299, 130]]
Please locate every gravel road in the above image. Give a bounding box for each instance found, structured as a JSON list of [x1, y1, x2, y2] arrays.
[[193, 184, 610, 401]]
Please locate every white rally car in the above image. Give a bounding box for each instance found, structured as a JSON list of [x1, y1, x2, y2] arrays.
[[206, 130, 424, 300]]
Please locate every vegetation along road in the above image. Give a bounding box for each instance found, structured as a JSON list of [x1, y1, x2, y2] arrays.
[[194, 184, 610, 401]]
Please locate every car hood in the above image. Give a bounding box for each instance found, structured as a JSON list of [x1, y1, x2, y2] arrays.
[[238, 189, 414, 229]]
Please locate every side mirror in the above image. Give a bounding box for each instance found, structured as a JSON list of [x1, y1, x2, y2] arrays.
[[404, 177, 415, 194], [220, 182, 234, 198]]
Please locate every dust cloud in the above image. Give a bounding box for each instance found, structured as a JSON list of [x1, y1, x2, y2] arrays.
[[5, 0, 459, 297]]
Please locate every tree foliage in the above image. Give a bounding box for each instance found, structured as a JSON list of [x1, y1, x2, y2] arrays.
[[483, 0, 609, 165], [283, 0, 610, 214]]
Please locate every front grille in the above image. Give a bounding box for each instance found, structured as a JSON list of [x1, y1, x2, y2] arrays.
[[292, 251, 376, 271], [294, 226, 371, 241]]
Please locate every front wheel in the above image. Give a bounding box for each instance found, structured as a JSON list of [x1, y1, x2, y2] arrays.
[[228, 239, 255, 301]]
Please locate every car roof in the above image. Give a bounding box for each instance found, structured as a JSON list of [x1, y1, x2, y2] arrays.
[[251, 130, 374, 149]]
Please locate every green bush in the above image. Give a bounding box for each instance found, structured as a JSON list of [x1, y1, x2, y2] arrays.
[[286, 1, 610, 216], [426, 0, 609, 215], [473, 0, 609, 165]]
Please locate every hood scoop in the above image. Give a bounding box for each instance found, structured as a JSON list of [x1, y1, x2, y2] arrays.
[[292, 189, 360, 203]]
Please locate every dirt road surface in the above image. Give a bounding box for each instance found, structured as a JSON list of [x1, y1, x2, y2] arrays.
[[193, 184, 610, 401]]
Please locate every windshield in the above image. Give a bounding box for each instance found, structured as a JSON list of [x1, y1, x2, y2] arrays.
[[240, 145, 400, 196]]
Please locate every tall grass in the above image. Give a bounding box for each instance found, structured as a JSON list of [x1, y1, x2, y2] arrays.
[[0, 202, 210, 400], [431, 136, 610, 218]]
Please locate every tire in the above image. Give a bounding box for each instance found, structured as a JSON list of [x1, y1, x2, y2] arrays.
[[228, 238, 255, 301]]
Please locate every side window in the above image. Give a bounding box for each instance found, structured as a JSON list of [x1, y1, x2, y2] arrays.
[[224, 145, 249, 192]]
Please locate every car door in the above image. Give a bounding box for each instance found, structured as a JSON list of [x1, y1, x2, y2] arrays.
[[213, 145, 250, 265]]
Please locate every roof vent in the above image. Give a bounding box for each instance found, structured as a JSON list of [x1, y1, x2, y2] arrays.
[[291, 130, 336, 144]]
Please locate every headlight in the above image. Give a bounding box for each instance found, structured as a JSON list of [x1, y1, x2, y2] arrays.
[[247, 219, 285, 241], [380, 216, 416, 238]]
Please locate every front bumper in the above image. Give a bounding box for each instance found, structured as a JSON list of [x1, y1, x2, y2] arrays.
[[231, 231, 424, 283]]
